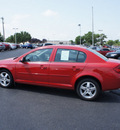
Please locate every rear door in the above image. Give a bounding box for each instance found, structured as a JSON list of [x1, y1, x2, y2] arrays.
[[49, 48, 87, 88]]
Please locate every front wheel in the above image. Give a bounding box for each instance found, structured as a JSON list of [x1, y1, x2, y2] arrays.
[[0, 69, 14, 88], [76, 78, 101, 101]]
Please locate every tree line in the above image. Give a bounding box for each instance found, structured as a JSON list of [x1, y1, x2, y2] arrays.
[[73, 31, 120, 46], [0, 31, 47, 44], [0, 31, 120, 46]]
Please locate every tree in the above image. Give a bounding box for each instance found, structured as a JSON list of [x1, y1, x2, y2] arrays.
[[42, 39, 47, 43], [6, 31, 31, 43], [18, 31, 31, 43], [106, 40, 115, 46], [84, 31, 92, 44], [70, 40, 74, 44], [0, 33, 4, 42], [75, 31, 107, 45], [114, 40, 119, 43], [75, 36, 85, 45], [5, 35, 14, 43], [98, 33, 107, 45], [29, 38, 42, 43]]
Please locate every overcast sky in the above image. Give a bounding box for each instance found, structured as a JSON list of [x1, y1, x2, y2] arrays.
[[0, 0, 120, 41]]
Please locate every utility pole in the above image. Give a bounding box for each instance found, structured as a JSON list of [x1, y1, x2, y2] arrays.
[[98, 30, 103, 45], [1, 17, 5, 42], [92, 7, 94, 46], [13, 28, 18, 43], [78, 24, 81, 45]]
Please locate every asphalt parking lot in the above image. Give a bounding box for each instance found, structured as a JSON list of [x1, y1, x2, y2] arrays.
[[0, 49, 120, 130]]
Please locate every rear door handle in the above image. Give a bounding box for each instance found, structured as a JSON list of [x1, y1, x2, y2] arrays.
[[72, 66, 80, 71]]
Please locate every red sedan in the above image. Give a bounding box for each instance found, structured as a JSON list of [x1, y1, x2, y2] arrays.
[[0, 45, 120, 101], [2, 42, 10, 50], [97, 48, 114, 56]]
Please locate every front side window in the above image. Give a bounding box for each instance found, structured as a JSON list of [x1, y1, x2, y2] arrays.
[[24, 49, 53, 62], [55, 49, 86, 62]]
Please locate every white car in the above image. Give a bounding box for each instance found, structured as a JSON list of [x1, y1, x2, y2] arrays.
[[0, 43, 5, 51], [7, 43, 17, 50]]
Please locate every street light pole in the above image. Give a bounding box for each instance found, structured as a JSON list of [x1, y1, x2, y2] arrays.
[[92, 6, 94, 46], [1, 17, 5, 42], [98, 30, 103, 45], [78, 24, 81, 45], [13, 28, 18, 43]]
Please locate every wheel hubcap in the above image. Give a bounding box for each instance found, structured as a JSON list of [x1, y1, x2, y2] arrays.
[[0, 72, 10, 87], [80, 82, 97, 99]]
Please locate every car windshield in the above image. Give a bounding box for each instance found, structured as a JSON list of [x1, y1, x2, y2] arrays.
[[87, 48, 108, 61]]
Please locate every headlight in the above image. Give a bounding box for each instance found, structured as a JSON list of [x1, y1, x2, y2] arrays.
[[110, 54, 117, 57]]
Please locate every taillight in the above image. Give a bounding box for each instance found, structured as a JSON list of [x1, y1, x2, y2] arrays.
[[114, 65, 120, 74]]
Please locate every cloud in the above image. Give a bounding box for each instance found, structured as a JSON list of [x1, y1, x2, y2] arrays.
[[42, 10, 58, 16]]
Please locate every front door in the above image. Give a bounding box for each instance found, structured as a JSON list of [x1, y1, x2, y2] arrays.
[[15, 48, 53, 85]]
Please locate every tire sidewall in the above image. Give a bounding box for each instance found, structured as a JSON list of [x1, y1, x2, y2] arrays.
[[76, 78, 100, 101], [0, 69, 14, 88]]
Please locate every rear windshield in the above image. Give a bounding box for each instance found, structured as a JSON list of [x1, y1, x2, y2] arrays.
[[87, 48, 108, 61]]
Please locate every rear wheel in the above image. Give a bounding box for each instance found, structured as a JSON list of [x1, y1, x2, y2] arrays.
[[0, 69, 14, 88], [76, 78, 101, 101]]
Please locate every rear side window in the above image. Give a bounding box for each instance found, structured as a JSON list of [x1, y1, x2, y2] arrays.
[[55, 49, 86, 62], [77, 51, 86, 62]]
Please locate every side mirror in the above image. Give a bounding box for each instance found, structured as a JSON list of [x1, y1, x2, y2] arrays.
[[20, 57, 26, 62]]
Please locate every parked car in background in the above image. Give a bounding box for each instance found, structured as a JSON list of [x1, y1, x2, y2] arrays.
[[22, 43, 34, 49], [89, 46, 101, 50], [7, 43, 17, 50], [103, 45, 111, 48], [43, 43, 54, 46], [21, 43, 29, 48], [2, 42, 10, 50], [0, 43, 5, 51], [0, 45, 120, 101], [97, 48, 114, 56], [16, 44, 20, 48], [38, 43, 54, 47], [32, 44, 37, 48], [106, 50, 120, 60]]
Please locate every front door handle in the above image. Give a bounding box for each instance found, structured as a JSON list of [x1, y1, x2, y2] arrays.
[[40, 65, 47, 70]]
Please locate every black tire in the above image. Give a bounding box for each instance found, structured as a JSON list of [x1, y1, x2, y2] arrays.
[[0, 69, 14, 88], [76, 78, 101, 101]]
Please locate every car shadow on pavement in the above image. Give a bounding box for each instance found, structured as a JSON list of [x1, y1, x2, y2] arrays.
[[97, 91, 120, 103], [14, 83, 120, 103], [15, 83, 77, 99]]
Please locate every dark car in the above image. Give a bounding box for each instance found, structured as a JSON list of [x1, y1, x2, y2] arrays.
[[43, 43, 54, 46], [105, 50, 120, 60]]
